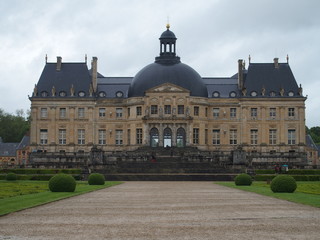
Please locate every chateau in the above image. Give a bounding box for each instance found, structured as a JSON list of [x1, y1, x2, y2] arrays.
[[29, 25, 308, 170]]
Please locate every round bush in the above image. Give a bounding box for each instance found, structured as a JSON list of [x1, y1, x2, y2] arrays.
[[48, 174, 76, 192], [235, 173, 252, 186], [6, 173, 17, 181], [270, 175, 297, 193], [88, 173, 105, 185]]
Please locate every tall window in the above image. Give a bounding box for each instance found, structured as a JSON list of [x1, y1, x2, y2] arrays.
[[269, 108, 276, 118], [116, 108, 123, 118], [99, 108, 106, 117], [230, 108, 236, 118], [136, 106, 142, 116], [205, 129, 208, 145], [40, 129, 48, 144], [230, 129, 237, 145], [40, 108, 48, 118], [127, 108, 130, 117], [116, 130, 123, 145], [250, 129, 258, 145], [269, 129, 277, 145], [251, 108, 257, 118], [127, 129, 131, 145], [78, 129, 85, 145], [205, 108, 208, 117], [193, 128, 199, 144], [98, 130, 106, 145], [59, 129, 66, 145], [178, 105, 184, 114], [59, 108, 66, 118], [288, 108, 295, 117], [164, 105, 171, 114], [212, 129, 220, 145], [213, 108, 219, 118], [136, 128, 142, 144], [194, 106, 199, 116], [288, 129, 296, 145], [151, 105, 158, 114], [78, 108, 85, 118]]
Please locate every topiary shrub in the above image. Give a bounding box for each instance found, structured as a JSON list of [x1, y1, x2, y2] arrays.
[[88, 173, 105, 185], [6, 172, 17, 181], [235, 173, 252, 186], [270, 175, 297, 193], [48, 174, 76, 192]]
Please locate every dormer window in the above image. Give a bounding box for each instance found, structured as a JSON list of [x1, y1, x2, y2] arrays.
[[78, 91, 85, 97], [229, 92, 236, 98], [41, 91, 48, 97], [59, 91, 66, 97], [212, 91, 220, 98], [270, 91, 276, 97], [288, 91, 294, 97], [116, 91, 123, 98], [99, 91, 106, 97], [250, 91, 257, 97]]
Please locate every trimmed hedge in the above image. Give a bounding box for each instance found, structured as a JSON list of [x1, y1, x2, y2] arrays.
[[255, 169, 320, 175], [6, 173, 17, 181], [48, 174, 76, 192], [254, 174, 320, 181], [235, 173, 252, 186], [255, 170, 275, 174], [271, 175, 297, 193], [88, 173, 105, 185]]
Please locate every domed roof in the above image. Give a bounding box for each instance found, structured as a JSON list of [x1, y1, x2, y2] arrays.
[[128, 26, 208, 98], [128, 62, 208, 97]]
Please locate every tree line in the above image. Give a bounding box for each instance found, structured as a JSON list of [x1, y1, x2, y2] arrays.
[[0, 109, 30, 143], [306, 126, 320, 145]]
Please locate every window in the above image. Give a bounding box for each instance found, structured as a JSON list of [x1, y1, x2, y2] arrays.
[[78, 129, 85, 145], [205, 108, 208, 117], [127, 108, 130, 117], [205, 129, 208, 145], [270, 91, 276, 97], [269, 129, 277, 145], [59, 91, 66, 97], [269, 108, 276, 118], [212, 91, 220, 98], [230, 129, 237, 145], [230, 92, 236, 97], [40, 108, 48, 118], [116, 130, 123, 145], [127, 129, 131, 145], [59, 129, 66, 145], [251, 108, 257, 118], [98, 130, 106, 145], [250, 129, 258, 145], [251, 91, 257, 97], [194, 106, 199, 116], [59, 108, 66, 118], [164, 105, 171, 114], [116, 91, 123, 98], [151, 105, 158, 114], [193, 128, 199, 144], [288, 108, 295, 117], [99, 91, 106, 97], [212, 129, 220, 145], [230, 108, 237, 118], [116, 108, 123, 118], [78, 91, 85, 97], [99, 108, 106, 117], [78, 108, 85, 118], [136, 106, 142, 116], [136, 128, 142, 145], [40, 129, 48, 144], [178, 105, 184, 114], [288, 129, 296, 145], [213, 108, 219, 118]]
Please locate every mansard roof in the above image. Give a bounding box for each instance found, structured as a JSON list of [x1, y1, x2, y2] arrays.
[[34, 62, 92, 98], [244, 62, 301, 97]]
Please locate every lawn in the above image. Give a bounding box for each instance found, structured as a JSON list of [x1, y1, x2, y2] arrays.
[[0, 180, 122, 216], [216, 181, 320, 208]]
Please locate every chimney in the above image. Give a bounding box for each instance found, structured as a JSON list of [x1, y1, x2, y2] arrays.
[[91, 57, 98, 92], [238, 59, 244, 90], [274, 57, 279, 68], [56, 56, 62, 71]]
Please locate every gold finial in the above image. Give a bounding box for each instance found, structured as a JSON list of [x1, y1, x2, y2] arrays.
[[166, 23, 170, 29]]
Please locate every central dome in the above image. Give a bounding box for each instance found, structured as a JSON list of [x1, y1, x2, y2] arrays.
[[128, 26, 208, 98]]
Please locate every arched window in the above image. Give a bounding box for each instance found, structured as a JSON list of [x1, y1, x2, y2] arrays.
[[150, 128, 159, 147], [176, 128, 186, 147], [163, 127, 172, 147]]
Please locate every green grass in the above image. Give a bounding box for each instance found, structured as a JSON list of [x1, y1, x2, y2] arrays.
[[216, 181, 320, 208], [0, 181, 122, 216]]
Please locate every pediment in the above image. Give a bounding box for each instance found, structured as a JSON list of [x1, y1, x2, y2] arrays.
[[146, 83, 190, 94]]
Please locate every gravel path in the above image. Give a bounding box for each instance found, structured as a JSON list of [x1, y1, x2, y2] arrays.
[[0, 181, 319, 239]]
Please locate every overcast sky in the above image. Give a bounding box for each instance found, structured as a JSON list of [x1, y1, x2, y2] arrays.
[[0, 0, 319, 127]]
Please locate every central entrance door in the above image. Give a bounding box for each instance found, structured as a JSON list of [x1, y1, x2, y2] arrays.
[[150, 127, 159, 147], [163, 127, 172, 147]]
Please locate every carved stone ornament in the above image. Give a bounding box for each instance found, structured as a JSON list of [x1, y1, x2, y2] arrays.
[[280, 88, 284, 96], [70, 84, 75, 96], [242, 88, 247, 96], [33, 84, 38, 96], [51, 86, 56, 96]]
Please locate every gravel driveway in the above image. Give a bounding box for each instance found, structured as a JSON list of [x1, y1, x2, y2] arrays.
[[0, 181, 319, 239]]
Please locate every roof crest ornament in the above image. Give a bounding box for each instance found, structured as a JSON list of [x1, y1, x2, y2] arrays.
[[286, 54, 289, 64], [45, 54, 48, 63], [248, 54, 251, 64]]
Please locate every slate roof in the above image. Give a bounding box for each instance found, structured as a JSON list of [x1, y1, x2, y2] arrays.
[[244, 63, 301, 97], [306, 135, 318, 150], [34, 62, 92, 98], [0, 142, 18, 157], [16, 135, 30, 150], [204, 77, 239, 98], [97, 77, 131, 98]]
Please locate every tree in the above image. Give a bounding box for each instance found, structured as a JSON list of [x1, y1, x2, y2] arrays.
[[0, 109, 30, 143]]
